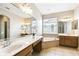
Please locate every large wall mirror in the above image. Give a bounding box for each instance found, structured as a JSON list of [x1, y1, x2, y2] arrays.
[[20, 17, 37, 36], [43, 18, 58, 34], [0, 15, 10, 40]]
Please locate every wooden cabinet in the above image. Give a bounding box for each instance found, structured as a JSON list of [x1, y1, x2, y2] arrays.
[[33, 39, 42, 52], [15, 45, 33, 56], [14, 38, 43, 56], [59, 36, 65, 45], [64, 37, 72, 47], [59, 36, 78, 48]]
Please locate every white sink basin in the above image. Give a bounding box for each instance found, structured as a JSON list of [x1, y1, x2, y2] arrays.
[[6, 44, 23, 53], [3, 41, 26, 53], [5, 39, 31, 52], [0, 36, 33, 55], [0, 42, 25, 56]]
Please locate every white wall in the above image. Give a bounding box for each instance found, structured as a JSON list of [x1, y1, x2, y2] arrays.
[[31, 4, 42, 35], [74, 5, 79, 36], [0, 18, 1, 38], [74, 6, 79, 19], [74, 5, 79, 35], [74, 5, 79, 49], [0, 8, 25, 38]]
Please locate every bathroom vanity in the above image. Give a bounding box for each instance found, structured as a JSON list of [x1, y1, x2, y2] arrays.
[[0, 35, 43, 56], [15, 37, 42, 56], [15, 45, 33, 56], [59, 34, 78, 48]]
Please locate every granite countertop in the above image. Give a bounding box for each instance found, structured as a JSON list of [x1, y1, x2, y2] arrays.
[[0, 35, 43, 56]]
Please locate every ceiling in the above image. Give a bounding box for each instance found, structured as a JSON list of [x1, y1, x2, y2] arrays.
[[0, 3, 32, 18], [0, 3, 78, 18], [35, 3, 78, 15]]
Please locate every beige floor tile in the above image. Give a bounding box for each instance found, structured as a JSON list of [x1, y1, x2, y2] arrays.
[[33, 46, 79, 56]]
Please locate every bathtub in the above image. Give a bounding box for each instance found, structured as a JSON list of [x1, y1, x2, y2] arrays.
[[42, 37, 59, 49]]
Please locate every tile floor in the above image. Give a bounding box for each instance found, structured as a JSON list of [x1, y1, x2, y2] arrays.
[[33, 46, 79, 56]]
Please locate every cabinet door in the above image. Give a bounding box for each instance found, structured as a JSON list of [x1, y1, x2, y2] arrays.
[[64, 36, 72, 46], [33, 40, 42, 52], [59, 36, 65, 45], [15, 45, 32, 56], [71, 37, 78, 48], [64, 36, 78, 48]]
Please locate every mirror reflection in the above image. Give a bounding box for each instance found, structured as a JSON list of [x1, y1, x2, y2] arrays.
[[0, 15, 10, 40], [20, 17, 37, 37]]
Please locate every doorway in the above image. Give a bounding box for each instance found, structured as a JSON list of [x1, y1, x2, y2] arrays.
[[0, 15, 10, 39], [4, 21, 7, 38]]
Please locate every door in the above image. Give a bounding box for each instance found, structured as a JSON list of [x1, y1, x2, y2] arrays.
[[4, 21, 7, 39], [0, 15, 10, 39]]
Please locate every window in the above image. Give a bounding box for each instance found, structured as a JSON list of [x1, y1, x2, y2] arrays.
[[43, 18, 58, 34]]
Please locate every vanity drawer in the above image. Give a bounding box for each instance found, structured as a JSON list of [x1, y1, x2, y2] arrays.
[[15, 45, 32, 56]]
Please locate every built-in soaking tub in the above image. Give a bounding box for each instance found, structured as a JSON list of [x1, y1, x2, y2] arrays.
[[42, 36, 59, 49]]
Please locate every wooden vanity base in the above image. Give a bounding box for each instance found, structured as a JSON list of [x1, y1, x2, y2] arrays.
[[59, 36, 78, 48], [33, 39, 42, 52], [14, 38, 43, 56]]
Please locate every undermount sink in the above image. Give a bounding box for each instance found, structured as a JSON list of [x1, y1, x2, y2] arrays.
[[6, 44, 23, 53], [0, 37, 32, 55], [4, 41, 26, 53], [0, 43, 24, 55], [5, 39, 31, 53]]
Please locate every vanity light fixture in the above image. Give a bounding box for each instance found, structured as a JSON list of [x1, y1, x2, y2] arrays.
[[60, 17, 72, 22]]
